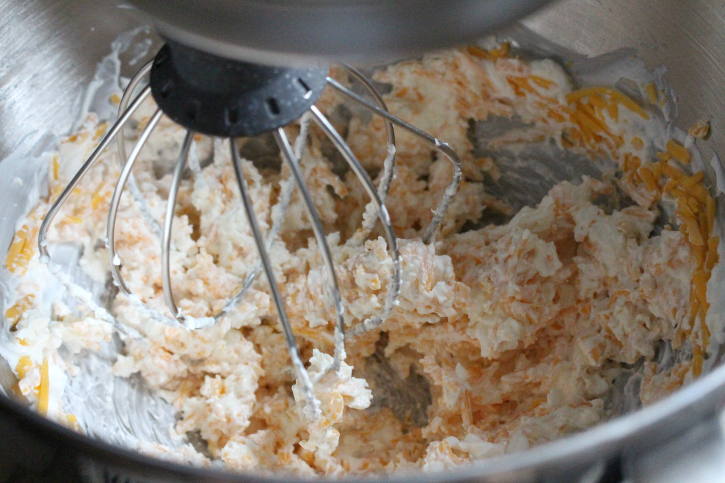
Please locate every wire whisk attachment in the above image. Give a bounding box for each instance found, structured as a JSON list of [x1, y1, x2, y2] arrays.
[[38, 42, 461, 420]]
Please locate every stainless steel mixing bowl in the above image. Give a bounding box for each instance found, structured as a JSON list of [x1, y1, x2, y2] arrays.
[[2, 1, 725, 482]]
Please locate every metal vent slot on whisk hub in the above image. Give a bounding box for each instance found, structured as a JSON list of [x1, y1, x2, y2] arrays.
[[150, 41, 328, 137]]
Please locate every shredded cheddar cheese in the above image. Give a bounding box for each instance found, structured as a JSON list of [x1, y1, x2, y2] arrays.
[[4, 224, 37, 275], [644, 82, 659, 105], [689, 120, 711, 140], [5, 294, 35, 327], [15, 356, 32, 379], [666, 139, 691, 165], [38, 358, 49, 416]]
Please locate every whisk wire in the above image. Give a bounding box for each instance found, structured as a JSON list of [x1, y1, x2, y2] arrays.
[[162, 130, 194, 322], [341, 65, 397, 243], [116, 61, 163, 241], [326, 77, 462, 244], [230, 141, 321, 421], [274, 128, 346, 373], [214, 115, 313, 320], [107, 108, 163, 296], [117, 61, 153, 165], [309, 105, 403, 337]]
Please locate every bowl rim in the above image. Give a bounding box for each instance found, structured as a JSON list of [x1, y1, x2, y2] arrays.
[[2, 351, 724, 481]]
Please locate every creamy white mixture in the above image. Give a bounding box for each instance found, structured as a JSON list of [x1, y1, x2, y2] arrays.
[[1, 43, 722, 475]]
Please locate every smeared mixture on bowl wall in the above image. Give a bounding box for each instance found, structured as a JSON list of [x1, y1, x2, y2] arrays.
[[2, 43, 721, 475]]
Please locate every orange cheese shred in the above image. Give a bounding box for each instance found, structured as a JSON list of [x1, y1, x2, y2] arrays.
[[38, 358, 49, 415], [692, 270, 709, 307], [666, 139, 691, 165], [683, 172, 705, 188], [707, 236, 720, 271], [644, 83, 659, 105], [66, 414, 81, 431], [692, 345, 704, 378], [52, 156, 60, 181], [5, 294, 36, 327], [15, 355, 32, 379], [529, 75, 556, 89], [685, 216, 705, 246], [689, 120, 711, 140], [565, 87, 649, 119], [661, 162, 686, 181], [5, 225, 29, 270]]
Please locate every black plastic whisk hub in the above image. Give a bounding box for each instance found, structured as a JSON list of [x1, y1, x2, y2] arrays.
[[149, 41, 328, 137]]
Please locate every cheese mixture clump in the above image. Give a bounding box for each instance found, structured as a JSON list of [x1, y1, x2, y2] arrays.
[[2, 44, 720, 475]]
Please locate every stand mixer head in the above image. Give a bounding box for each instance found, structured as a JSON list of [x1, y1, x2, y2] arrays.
[[118, 0, 554, 66]]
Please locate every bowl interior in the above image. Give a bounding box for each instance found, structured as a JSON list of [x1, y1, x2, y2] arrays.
[[2, 0, 725, 480]]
